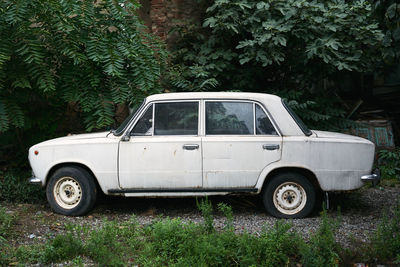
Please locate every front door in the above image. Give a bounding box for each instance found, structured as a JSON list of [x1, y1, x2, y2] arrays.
[[118, 101, 202, 189], [202, 101, 282, 188]]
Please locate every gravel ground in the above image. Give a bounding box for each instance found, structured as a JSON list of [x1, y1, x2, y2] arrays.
[[2, 183, 400, 250]]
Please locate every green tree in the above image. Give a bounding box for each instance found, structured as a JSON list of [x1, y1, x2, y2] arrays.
[[374, 1, 400, 66], [0, 0, 166, 134], [168, 0, 384, 130]]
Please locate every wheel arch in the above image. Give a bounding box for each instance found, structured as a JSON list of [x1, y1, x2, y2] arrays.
[[45, 162, 102, 194], [260, 167, 321, 193]]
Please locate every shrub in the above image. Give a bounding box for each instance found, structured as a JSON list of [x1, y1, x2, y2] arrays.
[[250, 222, 301, 266], [300, 210, 340, 266], [378, 149, 400, 180], [0, 170, 45, 203], [140, 218, 201, 266], [43, 232, 84, 263], [85, 221, 126, 266], [371, 202, 400, 263]]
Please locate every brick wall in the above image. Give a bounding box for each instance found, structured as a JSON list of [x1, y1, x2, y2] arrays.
[[139, 0, 200, 43]]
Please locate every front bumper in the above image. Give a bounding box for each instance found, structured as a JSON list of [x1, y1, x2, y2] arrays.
[[28, 176, 42, 185], [361, 169, 381, 186]]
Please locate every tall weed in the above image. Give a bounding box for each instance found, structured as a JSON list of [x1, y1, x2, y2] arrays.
[[217, 202, 234, 231], [196, 197, 214, 232]]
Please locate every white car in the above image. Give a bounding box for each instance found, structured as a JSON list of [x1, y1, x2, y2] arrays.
[[28, 92, 380, 218]]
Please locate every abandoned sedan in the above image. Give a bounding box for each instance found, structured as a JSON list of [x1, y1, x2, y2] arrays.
[[28, 92, 379, 218]]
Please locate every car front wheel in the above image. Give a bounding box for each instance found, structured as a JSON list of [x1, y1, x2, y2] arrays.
[[263, 172, 316, 218], [46, 166, 97, 216]]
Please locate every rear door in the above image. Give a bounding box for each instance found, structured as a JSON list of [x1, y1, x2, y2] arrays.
[[202, 101, 282, 188]]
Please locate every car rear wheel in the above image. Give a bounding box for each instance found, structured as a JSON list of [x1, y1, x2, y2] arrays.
[[263, 172, 316, 218], [46, 166, 97, 216]]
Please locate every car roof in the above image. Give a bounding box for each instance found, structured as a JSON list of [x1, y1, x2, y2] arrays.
[[146, 92, 282, 102]]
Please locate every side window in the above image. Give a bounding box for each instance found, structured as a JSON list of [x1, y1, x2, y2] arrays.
[[154, 102, 198, 135], [255, 104, 277, 135], [131, 105, 153, 136], [206, 102, 254, 135]]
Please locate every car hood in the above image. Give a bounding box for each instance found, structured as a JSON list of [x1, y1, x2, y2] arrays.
[[33, 131, 110, 147], [312, 130, 372, 143]]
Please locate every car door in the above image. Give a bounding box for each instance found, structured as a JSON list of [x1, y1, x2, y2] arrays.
[[202, 100, 282, 188], [118, 101, 203, 189]]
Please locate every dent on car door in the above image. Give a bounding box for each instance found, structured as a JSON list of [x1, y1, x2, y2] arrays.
[[202, 101, 282, 188], [118, 101, 203, 189]]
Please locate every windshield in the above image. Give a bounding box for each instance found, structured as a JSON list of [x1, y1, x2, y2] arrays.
[[113, 101, 145, 136], [282, 100, 312, 136]]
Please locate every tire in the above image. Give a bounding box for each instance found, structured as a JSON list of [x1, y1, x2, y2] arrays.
[[46, 166, 97, 216], [263, 172, 316, 219]]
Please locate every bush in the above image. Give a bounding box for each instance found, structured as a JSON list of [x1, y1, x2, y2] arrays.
[[85, 221, 127, 266], [378, 149, 400, 180], [254, 222, 301, 266], [0, 170, 45, 203], [371, 202, 400, 263], [300, 210, 340, 266], [139, 218, 202, 266], [43, 232, 84, 263]]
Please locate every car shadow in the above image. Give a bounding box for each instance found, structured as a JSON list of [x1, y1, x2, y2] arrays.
[[90, 189, 375, 218]]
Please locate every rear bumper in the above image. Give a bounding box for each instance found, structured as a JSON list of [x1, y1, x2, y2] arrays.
[[28, 176, 42, 185], [361, 169, 381, 186]]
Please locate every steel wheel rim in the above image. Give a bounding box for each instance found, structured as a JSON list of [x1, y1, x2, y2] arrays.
[[53, 177, 82, 209], [273, 181, 307, 215]]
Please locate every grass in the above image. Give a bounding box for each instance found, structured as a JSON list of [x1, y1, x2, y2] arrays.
[[0, 199, 399, 266], [0, 198, 341, 267], [0, 169, 399, 266]]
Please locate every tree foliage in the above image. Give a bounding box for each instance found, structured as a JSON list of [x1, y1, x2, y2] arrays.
[[168, 0, 384, 130], [0, 0, 166, 133], [375, 0, 400, 65]]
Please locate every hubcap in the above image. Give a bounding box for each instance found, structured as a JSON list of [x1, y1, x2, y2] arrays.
[[53, 177, 82, 209], [273, 182, 307, 215]]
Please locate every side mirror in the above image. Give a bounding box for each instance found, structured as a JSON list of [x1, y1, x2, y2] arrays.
[[121, 135, 130, 142]]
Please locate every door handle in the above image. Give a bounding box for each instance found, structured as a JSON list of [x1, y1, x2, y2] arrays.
[[183, 144, 199, 150], [263, 144, 280, 150]]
